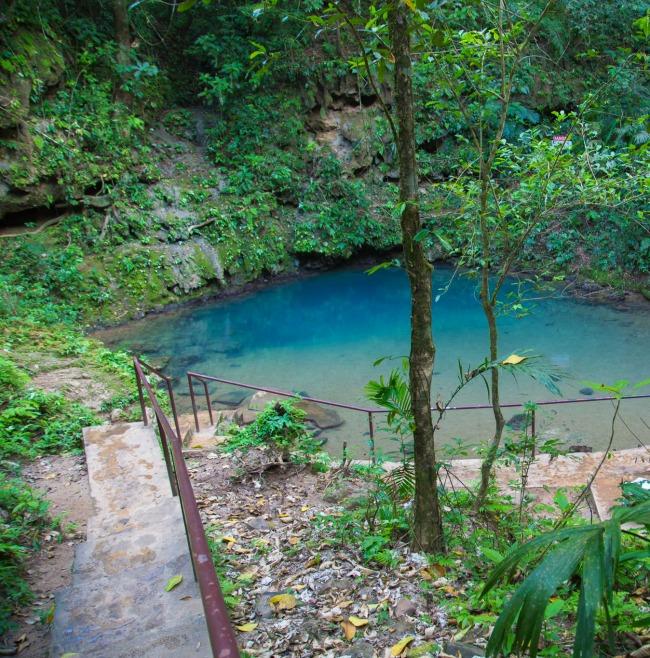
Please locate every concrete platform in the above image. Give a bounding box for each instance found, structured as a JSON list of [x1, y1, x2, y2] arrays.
[[438, 447, 650, 519]]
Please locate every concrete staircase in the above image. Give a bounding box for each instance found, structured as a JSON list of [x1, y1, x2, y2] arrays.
[[51, 422, 212, 657]]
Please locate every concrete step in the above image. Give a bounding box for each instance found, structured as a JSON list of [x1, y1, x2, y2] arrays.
[[83, 422, 173, 520], [87, 495, 184, 540], [84, 615, 211, 657], [73, 512, 189, 585], [51, 553, 204, 656]]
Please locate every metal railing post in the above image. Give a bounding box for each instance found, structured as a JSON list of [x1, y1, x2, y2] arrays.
[[531, 408, 536, 437], [165, 378, 182, 440], [368, 412, 376, 463], [188, 373, 200, 432], [202, 379, 214, 426], [134, 359, 147, 425], [156, 415, 178, 497]]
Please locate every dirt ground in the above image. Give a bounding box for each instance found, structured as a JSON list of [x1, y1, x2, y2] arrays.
[[2, 454, 92, 658], [187, 450, 466, 658]]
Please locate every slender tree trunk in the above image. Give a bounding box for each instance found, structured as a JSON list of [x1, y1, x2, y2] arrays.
[[475, 171, 505, 509], [388, 1, 444, 554]]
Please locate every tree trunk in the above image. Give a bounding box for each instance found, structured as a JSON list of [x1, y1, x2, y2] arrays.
[[388, 1, 444, 554], [475, 172, 505, 509]]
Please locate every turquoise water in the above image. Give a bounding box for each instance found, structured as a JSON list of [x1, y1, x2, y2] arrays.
[[97, 266, 650, 457]]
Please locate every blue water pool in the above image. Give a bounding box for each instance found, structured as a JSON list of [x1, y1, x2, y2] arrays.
[[96, 266, 650, 457]]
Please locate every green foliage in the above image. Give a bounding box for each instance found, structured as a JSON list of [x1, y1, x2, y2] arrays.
[[0, 357, 29, 405], [0, 386, 97, 459], [482, 500, 650, 658], [225, 399, 320, 460], [0, 472, 51, 634]]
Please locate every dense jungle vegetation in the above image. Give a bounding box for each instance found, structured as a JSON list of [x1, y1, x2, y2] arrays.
[[0, 0, 648, 654]]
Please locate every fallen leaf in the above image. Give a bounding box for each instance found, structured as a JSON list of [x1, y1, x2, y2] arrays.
[[236, 622, 258, 632], [429, 562, 446, 577], [288, 536, 300, 545], [420, 568, 433, 581], [341, 619, 356, 640], [165, 574, 183, 592], [221, 535, 237, 544], [43, 604, 55, 625], [502, 353, 527, 365], [306, 556, 321, 568], [337, 600, 354, 609], [269, 593, 297, 611], [348, 615, 369, 627], [390, 636, 414, 656], [301, 505, 309, 512]]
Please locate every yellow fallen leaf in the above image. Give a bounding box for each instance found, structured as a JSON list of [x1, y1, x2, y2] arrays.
[[337, 600, 354, 609], [502, 353, 527, 365], [390, 636, 414, 656], [269, 593, 297, 611], [341, 619, 356, 640], [288, 536, 300, 545], [301, 505, 309, 512], [420, 568, 433, 581], [164, 574, 183, 592], [221, 535, 237, 544], [236, 622, 258, 632], [429, 562, 446, 577], [348, 615, 369, 627]]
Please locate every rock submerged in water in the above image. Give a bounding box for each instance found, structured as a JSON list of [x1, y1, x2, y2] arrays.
[[506, 413, 528, 430], [579, 387, 594, 396], [212, 389, 249, 407], [235, 391, 344, 430]]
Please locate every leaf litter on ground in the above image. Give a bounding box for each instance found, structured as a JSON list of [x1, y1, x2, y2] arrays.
[[185, 448, 457, 657]]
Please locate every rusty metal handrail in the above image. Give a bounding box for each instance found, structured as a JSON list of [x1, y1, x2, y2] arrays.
[[133, 357, 240, 658], [135, 358, 182, 439], [186, 370, 650, 455], [187, 370, 380, 455]]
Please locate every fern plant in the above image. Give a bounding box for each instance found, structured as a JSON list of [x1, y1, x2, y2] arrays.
[[482, 499, 650, 658]]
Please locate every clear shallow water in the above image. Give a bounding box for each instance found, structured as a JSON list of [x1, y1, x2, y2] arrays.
[[97, 266, 650, 458]]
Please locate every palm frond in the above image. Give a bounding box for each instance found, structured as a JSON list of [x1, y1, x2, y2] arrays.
[[384, 460, 415, 500], [484, 499, 650, 658]]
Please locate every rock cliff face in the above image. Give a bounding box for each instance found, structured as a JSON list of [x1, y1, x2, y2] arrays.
[[0, 21, 398, 324], [0, 29, 67, 223]]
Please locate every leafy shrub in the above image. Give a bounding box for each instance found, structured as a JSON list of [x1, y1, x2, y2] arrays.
[[0, 388, 97, 459], [0, 357, 29, 405], [483, 499, 650, 658], [225, 399, 318, 459], [0, 472, 50, 634]]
